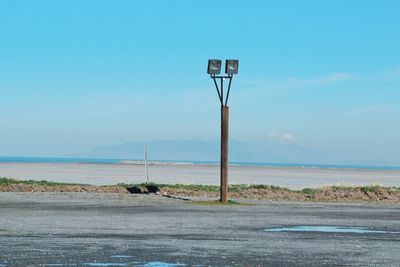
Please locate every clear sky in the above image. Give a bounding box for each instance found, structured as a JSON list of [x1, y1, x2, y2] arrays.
[[0, 1, 399, 165]]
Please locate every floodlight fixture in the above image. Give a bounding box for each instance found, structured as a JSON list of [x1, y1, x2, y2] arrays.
[[225, 59, 239, 75], [206, 58, 239, 203], [207, 59, 222, 75]]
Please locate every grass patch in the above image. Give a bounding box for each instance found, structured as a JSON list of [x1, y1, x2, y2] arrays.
[[2, 178, 400, 201], [388, 187, 400, 193], [0, 177, 82, 186], [360, 185, 382, 193], [299, 188, 319, 195], [190, 200, 253, 206], [0, 229, 7, 234]]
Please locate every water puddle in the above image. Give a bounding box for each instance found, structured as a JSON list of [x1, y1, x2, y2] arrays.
[[84, 263, 131, 267], [44, 255, 184, 267], [263, 226, 395, 234], [42, 265, 77, 266], [142, 263, 185, 267], [82, 261, 184, 267]]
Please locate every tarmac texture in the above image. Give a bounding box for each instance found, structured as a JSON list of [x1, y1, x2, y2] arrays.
[[0, 193, 399, 266]]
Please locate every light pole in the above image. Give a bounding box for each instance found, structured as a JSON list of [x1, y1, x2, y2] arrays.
[[207, 59, 239, 203]]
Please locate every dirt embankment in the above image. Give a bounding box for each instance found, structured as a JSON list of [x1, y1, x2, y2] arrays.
[[0, 184, 128, 194], [1, 183, 400, 203], [160, 187, 400, 202]]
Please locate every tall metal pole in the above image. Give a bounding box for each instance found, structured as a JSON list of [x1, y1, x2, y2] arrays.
[[220, 105, 229, 203]]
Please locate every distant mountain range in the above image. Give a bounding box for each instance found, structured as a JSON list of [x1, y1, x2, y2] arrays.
[[86, 139, 325, 164]]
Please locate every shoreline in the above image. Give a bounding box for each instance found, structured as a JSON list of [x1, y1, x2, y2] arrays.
[[0, 162, 400, 190], [1, 156, 400, 171]]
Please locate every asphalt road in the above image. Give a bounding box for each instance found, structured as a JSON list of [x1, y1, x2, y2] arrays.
[[0, 193, 399, 266]]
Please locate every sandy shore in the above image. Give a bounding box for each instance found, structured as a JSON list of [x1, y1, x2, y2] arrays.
[[0, 162, 399, 189]]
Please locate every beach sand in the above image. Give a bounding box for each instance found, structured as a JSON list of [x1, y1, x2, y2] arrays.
[[0, 162, 399, 189]]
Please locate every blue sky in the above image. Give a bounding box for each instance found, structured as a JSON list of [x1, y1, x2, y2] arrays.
[[0, 1, 399, 165]]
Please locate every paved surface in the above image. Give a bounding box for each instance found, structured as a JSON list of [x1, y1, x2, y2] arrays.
[[0, 193, 399, 266]]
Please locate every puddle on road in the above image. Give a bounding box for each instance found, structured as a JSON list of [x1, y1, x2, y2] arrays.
[[82, 261, 184, 267], [43, 265, 77, 266], [0, 262, 186, 267], [263, 226, 394, 234], [84, 263, 132, 267], [142, 262, 185, 267], [43, 254, 185, 267]]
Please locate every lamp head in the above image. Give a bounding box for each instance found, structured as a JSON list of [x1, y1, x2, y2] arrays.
[[207, 59, 222, 75], [225, 59, 239, 75]]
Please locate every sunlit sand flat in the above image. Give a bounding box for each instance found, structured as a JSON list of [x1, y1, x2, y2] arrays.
[[0, 162, 399, 189]]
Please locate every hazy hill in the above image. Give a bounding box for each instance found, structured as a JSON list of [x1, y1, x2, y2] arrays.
[[87, 139, 323, 163]]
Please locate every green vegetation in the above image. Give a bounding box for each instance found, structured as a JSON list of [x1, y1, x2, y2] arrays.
[[299, 188, 320, 195], [388, 187, 400, 193], [0, 177, 82, 186], [2, 178, 400, 199], [360, 185, 382, 193]]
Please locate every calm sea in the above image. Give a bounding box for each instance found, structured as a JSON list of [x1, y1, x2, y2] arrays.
[[0, 156, 399, 171]]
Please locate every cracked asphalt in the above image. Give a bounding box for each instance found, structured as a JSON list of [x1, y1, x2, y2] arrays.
[[0, 193, 399, 266]]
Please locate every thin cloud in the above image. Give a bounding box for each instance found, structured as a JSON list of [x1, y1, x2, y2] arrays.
[[266, 130, 303, 145], [281, 133, 296, 144]]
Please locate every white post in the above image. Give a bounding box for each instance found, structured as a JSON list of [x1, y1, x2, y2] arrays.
[[144, 146, 149, 183]]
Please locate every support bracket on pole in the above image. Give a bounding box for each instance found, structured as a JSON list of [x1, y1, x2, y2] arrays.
[[211, 74, 233, 107]]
